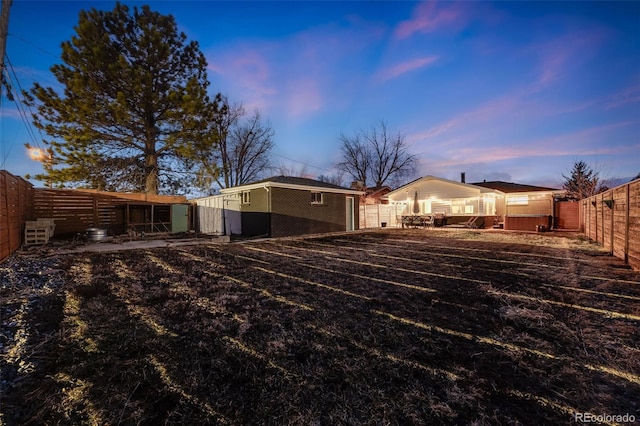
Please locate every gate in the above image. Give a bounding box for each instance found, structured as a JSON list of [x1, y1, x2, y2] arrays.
[[555, 201, 580, 230]]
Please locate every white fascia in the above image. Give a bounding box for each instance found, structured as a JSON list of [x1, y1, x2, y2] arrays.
[[220, 182, 364, 196]]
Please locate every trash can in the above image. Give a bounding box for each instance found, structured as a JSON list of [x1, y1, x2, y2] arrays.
[[381, 222, 387, 228]]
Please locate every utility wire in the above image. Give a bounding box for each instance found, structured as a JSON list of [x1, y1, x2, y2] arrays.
[[7, 33, 60, 88], [5, 53, 44, 150], [9, 32, 59, 60], [271, 151, 338, 175]]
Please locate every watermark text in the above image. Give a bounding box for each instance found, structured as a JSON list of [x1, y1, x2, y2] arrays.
[[573, 412, 636, 423]]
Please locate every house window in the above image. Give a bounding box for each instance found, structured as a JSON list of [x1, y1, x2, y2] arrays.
[[507, 195, 528, 205], [451, 199, 475, 214], [241, 191, 251, 204], [311, 192, 323, 204], [451, 200, 463, 214]]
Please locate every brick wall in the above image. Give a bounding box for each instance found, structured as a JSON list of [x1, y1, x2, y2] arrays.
[[269, 188, 358, 237]]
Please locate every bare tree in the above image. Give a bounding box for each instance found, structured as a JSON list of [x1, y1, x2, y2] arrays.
[[317, 172, 345, 187], [337, 132, 369, 186], [337, 120, 416, 188], [276, 163, 311, 178], [222, 110, 274, 187], [215, 100, 245, 188], [191, 97, 274, 192]]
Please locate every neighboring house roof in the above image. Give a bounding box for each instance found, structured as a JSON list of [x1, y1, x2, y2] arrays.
[[472, 181, 558, 193], [366, 186, 391, 197], [220, 175, 364, 195]]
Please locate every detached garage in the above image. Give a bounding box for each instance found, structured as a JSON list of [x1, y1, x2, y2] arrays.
[[195, 176, 363, 238]]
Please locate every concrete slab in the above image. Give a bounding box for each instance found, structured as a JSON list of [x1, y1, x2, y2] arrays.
[[59, 235, 230, 254]]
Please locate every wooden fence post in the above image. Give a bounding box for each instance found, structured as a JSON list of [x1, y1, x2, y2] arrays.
[[597, 194, 602, 244], [4, 173, 11, 252], [609, 191, 614, 255], [625, 183, 630, 263], [594, 195, 598, 243]]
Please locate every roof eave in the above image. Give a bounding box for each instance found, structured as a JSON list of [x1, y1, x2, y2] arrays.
[[220, 181, 364, 195]]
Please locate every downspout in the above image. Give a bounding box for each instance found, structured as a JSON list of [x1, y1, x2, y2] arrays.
[[221, 193, 237, 236], [222, 200, 226, 236]]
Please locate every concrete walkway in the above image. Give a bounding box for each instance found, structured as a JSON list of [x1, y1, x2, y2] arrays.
[[58, 235, 230, 254]]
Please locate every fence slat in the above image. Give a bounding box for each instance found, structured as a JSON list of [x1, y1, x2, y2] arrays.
[[581, 179, 640, 270], [0, 171, 34, 262]]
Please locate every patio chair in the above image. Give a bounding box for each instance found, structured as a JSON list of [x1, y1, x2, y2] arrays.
[[424, 215, 435, 228], [463, 216, 478, 229]]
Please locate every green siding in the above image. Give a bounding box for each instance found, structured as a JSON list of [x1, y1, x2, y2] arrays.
[[239, 187, 269, 213]]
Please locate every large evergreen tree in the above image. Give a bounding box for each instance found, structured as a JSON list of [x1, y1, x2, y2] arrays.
[[562, 161, 608, 200], [25, 3, 221, 194]]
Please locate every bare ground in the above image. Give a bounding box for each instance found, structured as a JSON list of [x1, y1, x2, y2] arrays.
[[1, 229, 639, 425]]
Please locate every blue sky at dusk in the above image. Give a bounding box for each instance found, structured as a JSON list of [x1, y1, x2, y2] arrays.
[[1, 0, 639, 189]]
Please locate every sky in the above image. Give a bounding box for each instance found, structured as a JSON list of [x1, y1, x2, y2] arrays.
[[1, 0, 639, 190]]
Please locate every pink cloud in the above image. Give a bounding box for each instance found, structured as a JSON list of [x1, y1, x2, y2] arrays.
[[285, 78, 324, 118], [440, 121, 635, 167], [376, 56, 438, 83], [604, 85, 640, 110], [527, 29, 608, 93], [545, 83, 640, 115], [207, 46, 278, 113], [407, 118, 459, 144], [395, 1, 467, 39], [409, 93, 520, 143], [208, 48, 272, 88], [205, 15, 385, 120]]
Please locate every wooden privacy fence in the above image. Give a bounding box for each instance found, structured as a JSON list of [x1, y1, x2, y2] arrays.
[[0, 171, 34, 262], [581, 179, 640, 270], [33, 188, 189, 236]]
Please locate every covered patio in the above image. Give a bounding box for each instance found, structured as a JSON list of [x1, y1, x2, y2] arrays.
[[385, 176, 501, 229]]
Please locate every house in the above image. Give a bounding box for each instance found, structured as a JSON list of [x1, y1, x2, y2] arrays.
[[384, 175, 561, 230], [195, 176, 363, 238], [472, 181, 561, 230], [384, 176, 501, 228]]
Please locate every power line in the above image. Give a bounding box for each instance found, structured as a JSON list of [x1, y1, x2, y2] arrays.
[[271, 151, 338, 176], [4, 53, 45, 150], [8, 32, 59, 60]]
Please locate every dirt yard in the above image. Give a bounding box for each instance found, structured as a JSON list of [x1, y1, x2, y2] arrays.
[[1, 229, 639, 425]]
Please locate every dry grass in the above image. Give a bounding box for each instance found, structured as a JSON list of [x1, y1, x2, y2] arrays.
[[1, 229, 638, 425]]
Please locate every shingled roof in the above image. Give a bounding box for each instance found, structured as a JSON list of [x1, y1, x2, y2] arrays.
[[251, 175, 350, 190], [472, 181, 558, 193]]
